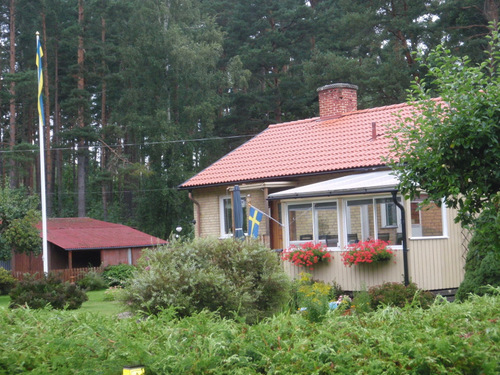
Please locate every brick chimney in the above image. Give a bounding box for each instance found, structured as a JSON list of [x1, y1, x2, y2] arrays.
[[317, 83, 358, 118]]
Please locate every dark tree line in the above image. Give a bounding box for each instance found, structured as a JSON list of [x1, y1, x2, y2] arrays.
[[0, 0, 497, 239]]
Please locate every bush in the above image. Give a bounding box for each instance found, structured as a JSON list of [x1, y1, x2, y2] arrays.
[[0, 267, 17, 295], [76, 270, 108, 291], [102, 264, 136, 287], [368, 282, 435, 309], [9, 273, 88, 310], [121, 238, 291, 323], [456, 202, 500, 301]]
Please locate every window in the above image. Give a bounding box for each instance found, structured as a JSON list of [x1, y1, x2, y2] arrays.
[[345, 197, 403, 246], [375, 197, 402, 245], [410, 194, 446, 238], [287, 201, 339, 247], [220, 196, 247, 238]]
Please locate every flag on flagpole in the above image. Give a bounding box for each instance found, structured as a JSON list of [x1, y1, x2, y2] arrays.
[[36, 32, 48, 274], [36, 37, 45, 126], [248, 206, 263, 239]]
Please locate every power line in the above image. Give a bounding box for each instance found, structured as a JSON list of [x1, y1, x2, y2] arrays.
[[0, 134, 256, 154]]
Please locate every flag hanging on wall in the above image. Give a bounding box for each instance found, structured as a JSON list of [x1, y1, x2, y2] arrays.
[[248, 206, 263, 239], [36, 37, 45, 125]]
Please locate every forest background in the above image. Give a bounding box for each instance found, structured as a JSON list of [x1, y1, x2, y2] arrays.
[[0, 0, 497, 244]]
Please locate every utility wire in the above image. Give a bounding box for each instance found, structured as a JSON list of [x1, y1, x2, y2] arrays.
[[0, 134, 256, 154]]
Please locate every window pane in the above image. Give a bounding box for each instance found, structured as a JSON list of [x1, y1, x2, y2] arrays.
[[410, 194, 443, 237], [223, 198, 232, 235], [288, 204, 312, 242], [222, 197, 247, 236], [315, 202, 338, 247], [346, 200, 374, 243], [375, 197, 402, 245]]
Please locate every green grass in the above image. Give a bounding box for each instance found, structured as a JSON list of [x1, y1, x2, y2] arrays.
[[79, 290, 125, 316], [0, 289, 124, 316], [0, 294, 8, 309]]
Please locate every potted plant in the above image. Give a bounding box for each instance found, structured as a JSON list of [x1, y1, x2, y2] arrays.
[[341, 239, 394, 267], [282, 242, 332, 270]]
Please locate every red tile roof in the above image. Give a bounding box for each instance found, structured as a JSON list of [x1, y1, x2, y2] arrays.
[[37, 217, 168, 250], [180, 100, 425, 188]]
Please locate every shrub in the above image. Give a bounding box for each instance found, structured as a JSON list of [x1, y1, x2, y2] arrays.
[[76, 270, 108, 291], [121, 238, 291, 323], [9, 273, 88, 310], [0, 267, 17, 295], [289, 273, 344, 322], [368, 282, 435, 309], [102, 264, 136, 287], [456, 202, 500, 301]]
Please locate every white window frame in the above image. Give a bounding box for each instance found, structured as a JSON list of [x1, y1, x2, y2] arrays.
[[409, 197, 448, 240], [219, 195, 233, 238], [219, 195, 248, 239], [284, 200, 340, 249]]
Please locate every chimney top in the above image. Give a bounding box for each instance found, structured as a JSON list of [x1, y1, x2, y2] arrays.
[[316, 83, 358, 92], [317, 83, 358, 118]]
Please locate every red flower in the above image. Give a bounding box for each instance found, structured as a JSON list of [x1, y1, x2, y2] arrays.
[[282, 241, 333, 268]]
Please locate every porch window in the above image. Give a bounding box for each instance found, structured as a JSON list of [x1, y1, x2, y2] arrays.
[[410, 194, 446, 238], [220, 196, 247, 238], [288, 201, 339, 248], [345, 197, 403, 246]]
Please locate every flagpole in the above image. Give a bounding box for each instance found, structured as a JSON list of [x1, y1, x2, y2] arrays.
[[36, 31, 49, 274]]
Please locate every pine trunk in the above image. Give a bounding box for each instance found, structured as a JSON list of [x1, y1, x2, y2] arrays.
[[9, 0, 16, 188], [77, 0, 86, 217]]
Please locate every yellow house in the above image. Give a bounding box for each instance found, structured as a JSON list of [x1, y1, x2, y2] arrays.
[[179, 83, 467, 294]]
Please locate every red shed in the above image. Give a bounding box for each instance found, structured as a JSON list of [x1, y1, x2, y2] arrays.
[[12, 217, 167, 274]]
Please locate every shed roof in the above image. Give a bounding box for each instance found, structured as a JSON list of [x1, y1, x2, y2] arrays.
[[179, 100, 432, 189], [37, 217, 168, 251]]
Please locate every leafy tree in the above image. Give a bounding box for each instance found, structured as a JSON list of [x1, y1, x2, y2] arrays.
[[388, 26, 500, 226], [0, 183, 41, 260], [456, 197, 500, 300]]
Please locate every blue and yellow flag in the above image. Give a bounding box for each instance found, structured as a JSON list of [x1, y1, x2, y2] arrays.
[[36, 37, 45, 126], [248, 206, 263, 239]]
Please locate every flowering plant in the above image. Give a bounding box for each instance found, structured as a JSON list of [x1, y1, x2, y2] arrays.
[[282, 242, 332, 270], [341, 239, 394, 267]]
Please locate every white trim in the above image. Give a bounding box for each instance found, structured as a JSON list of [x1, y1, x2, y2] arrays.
[[219, 195, 232, 238]]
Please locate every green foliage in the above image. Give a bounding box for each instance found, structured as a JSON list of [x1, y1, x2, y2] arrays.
[[388, 26, 500, 226], [0, 183, 41, 260], [76, 270, 108, 291], [121, 238, 291, 323], [0, 291, 499, 373], [9, 274, 88, 310], [293, 273, 333, 323], [102, 264, 136, 287], [368, 282, 435, 309], [0, 268, 17, 295], [457, 199, 500, 301]]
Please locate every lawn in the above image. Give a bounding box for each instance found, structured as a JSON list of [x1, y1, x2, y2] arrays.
[[0, 289, 124, 316]]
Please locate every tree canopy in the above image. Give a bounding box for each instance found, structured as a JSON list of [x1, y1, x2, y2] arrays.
[[388, 25, 500, 226], [0, 0, 498, 237]]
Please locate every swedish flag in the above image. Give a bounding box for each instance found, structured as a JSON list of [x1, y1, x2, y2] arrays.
[[248, 206, 263, 239], [36, 36, 45, 126]]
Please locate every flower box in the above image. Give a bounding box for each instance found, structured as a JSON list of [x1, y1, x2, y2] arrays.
[[281, 242, 332, 270]]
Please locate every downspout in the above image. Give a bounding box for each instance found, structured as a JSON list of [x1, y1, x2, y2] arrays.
[[392, 191, 409, 286], [188, 190, 201, 236]]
